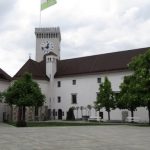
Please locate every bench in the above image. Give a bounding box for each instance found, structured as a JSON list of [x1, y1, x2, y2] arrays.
[[126, 116, 140, 123], [88, 116, 101, 122]]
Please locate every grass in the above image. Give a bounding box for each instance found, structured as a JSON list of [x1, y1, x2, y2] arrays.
[[7, 121, 101, 127], [6, 121, 150, 127]]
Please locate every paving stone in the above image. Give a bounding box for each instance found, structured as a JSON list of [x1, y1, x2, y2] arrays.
[[0, 124, 150, 150]]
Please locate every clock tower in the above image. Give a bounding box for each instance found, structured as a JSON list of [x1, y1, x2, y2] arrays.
[[35, 27, 61, 62]]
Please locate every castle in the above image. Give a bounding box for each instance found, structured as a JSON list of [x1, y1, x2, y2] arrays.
[[0, 27, 149, 122]]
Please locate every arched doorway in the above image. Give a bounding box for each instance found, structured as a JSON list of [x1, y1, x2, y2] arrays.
[[58, 109, 63, 120]]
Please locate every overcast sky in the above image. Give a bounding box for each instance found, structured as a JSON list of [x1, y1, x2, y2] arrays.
[[0, 0, 150, 76]]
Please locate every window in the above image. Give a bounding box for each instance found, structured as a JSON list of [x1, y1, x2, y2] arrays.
[[72, 80, 76, 85], [71, 94, 77, 104], [97, 78, 101, 83], [57, 96, 61, 103], [57, 81, 61, 87]]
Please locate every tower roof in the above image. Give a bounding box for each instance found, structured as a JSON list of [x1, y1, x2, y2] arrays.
[[13, 59, 49, 81], [45, 51, 57, 57]]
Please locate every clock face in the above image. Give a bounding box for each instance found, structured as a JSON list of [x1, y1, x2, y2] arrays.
[[40, 41, 54, 54]]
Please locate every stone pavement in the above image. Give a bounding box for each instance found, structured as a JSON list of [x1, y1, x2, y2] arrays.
[[0, 123, 150, 150]]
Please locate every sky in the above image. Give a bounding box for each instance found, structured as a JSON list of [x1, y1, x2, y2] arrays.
[[0, 0, 150, 76]]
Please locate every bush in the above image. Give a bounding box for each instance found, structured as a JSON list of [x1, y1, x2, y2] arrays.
[[16, 121, 27, 127], [66, 107, 75, 121]]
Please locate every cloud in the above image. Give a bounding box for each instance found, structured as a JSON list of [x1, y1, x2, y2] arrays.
[[0, 0, 150, 76]]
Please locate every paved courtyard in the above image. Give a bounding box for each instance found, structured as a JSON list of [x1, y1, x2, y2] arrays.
[[0, 123, 150, 150]]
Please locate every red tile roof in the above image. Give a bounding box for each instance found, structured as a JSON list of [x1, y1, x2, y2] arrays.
[[55, 47, 149, 77], [13, 47, 150, 80], [0, 68, 11, 81], [13, 59, 49, 81]]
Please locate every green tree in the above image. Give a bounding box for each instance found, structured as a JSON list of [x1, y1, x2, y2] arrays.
[[0, 92, 4, 102], [66, 107, 75, 121], [117, 75, 141, 121], [87, 105, 92, 116], [96, 77, 115, 121], [0, 92, 3, 102], [4, 73, 45, 126], [128, 49, 150, 124]]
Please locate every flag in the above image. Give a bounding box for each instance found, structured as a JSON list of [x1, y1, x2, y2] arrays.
[[41, 0, 57, 11]]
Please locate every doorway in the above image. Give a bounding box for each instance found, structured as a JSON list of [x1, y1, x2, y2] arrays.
[[58, 109, 63, 120]]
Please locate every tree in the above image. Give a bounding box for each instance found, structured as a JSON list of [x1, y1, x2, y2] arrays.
[[96, 77, 115, 121], [87, 105, 92, 116], [80, 106, 84, 117], [128, 49, 150, 124], [117, 75, 141, 121], [0, 92, 4, 102], [66, 107, 75, 120], [75, 106, 79, 119], [4, 73, 45, 126]]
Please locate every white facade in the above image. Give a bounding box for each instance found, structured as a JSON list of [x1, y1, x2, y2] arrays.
[[0, 81, 10, 122], [35, 27, 61, 62], [33, 27, 149, 122], [0, 81, 10, 92], [0, 27, 149, 122]]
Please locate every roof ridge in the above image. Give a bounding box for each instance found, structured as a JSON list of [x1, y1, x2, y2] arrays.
[[60, 47, 150, 62]]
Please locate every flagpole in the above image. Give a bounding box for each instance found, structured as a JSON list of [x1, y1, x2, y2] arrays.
[[39, 0, 42, 27]]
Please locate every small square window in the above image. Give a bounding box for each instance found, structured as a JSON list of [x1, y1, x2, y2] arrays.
[[58, 96, 61, 103], [97, 78, 101, 83], [72, 80, 76, 85], [57, 81, 61, 87], [71, 94, 77, 104]]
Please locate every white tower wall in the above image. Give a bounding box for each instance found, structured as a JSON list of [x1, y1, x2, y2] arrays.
[[35, 27, 61, 62]]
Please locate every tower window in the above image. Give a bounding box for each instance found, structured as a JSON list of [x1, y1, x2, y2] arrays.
[[72, 80, 76, 85], [97, 78, 101, 83], [39, 34, 41, 38], [57, 81, 61, 87], [71, 94, 77, 104], [57, 97, 61, 103]]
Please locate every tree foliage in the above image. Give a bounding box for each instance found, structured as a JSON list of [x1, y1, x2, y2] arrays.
[[117, 75, 141, 118], [0, 92, 4, 102], [128, 49, 150, 124], [95, 77, 115, 120], [4, 73, 45, 126], [66, 107, 75, 121]]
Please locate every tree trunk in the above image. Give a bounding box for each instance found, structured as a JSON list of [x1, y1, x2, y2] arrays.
[[147, 105, 150, 125], [77, 110, 78, 119], [22, 106, 26, 122], [10, 105, 13, 122], [131, 110, 134, 123], [17, 106, 22, 122], [148, 109, 150, 125], [81, 110, 83, 117], [108, 111, 110, 121]]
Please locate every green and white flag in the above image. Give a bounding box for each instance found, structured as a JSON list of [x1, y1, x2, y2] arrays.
[[41, 0, 57, 11]]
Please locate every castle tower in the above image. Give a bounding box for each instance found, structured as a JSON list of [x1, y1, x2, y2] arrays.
[[35, 27, 61, 62]]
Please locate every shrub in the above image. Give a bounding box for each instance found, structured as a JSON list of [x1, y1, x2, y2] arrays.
[[66, 107, 75, 121]]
